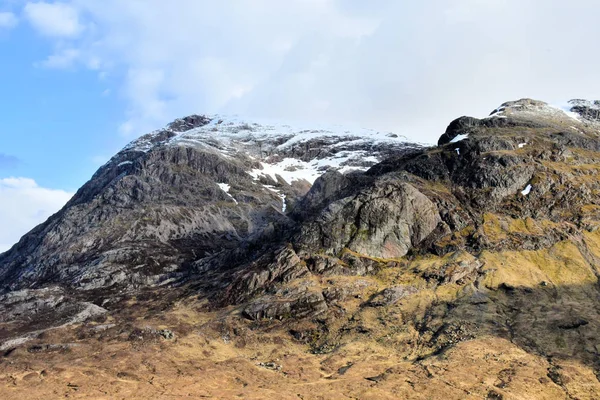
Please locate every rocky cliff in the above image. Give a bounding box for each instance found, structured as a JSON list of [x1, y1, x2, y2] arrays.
[[1, 99, 600, 399]]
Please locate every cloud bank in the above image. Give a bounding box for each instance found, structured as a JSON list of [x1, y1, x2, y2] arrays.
[[24, 2, 83, 37], [21, 0, 600, 143], [0, 178, 73, 253]]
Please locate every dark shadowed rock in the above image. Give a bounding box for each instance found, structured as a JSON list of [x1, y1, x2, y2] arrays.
[[242, 288, 327, 321]]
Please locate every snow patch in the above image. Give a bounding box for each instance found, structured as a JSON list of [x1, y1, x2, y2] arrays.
[[217, 183, 237, 204], [450, 134, 469, 143], [547, 103, 581, 122], [120, 114, 422, 189], [217, 183, 231, 192], [264, 185, 286, 213], [249, 158, 318, 184]]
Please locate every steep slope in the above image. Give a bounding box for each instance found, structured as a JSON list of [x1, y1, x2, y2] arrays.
[[2, 99, 600, 399], [0, 115, 417, 295]]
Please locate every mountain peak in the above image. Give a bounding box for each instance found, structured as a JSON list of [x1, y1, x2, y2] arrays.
[[166, 114, 213, 132], [439, 97, 600, 145], [120, 114, 419, 185], [3, 100, 600, 397], [488, 97, 600, 124]]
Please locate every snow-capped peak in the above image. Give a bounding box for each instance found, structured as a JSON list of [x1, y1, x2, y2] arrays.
[[485, 98, 600, 128], [120, 114, 421, 185]]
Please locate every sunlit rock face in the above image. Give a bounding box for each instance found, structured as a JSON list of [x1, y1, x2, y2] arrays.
[[2, 100, 600, 399]]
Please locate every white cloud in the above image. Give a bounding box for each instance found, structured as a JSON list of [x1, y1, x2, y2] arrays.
[[39, 47, 80, 68], [0, 177, 73, 253], [25, 0, 600, 142], [24, 1, 83, 37], [0, 12, 18, 29]]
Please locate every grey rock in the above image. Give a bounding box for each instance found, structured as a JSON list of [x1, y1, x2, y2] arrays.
[[422, 258, 483, 285], [4, 98, 600, 350], [159, 329, 175, 339], [298, 181, 441, 259], [0, 115, 417, 300], [242, 289, 327, 321], [223, 246, 310, 305], [366, 285, 418, 307], [568, 99, 600, 123], [257, 362, 282, 371]]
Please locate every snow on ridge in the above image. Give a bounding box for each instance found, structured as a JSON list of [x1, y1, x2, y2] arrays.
[[568, 99, 600, 110], [123, 114, 414, 155], [264, 185, 286, 213], [547, 103, 581, 122], [450, 134, 469, 143], [483, 99, 587, 124], [217, 183, 231, 192], [249, 158, 319, 184], [247, 149, 384, 186], [117, 114, 421, 186], [217, 183, 237, 204]]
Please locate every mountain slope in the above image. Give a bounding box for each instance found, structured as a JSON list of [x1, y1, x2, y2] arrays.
[[0, 115, 418, 295], [1, 99, 600, 399]]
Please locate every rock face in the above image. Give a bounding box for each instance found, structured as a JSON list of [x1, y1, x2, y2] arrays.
[[568, 99, 600, 123], [366, 285, 418, 307], [297, 180, 441, 259], [3, 99, 600, 399], [0, 116, 418, 296]]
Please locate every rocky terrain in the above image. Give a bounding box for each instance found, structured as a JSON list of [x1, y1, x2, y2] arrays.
[[1, 99, 600, 399]]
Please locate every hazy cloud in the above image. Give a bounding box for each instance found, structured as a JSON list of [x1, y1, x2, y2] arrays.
[[0, 12, 18, 29], [24, 2, 83, 37], [0, 154, 20, 169], [38, 47, 81, 68], [22, 0, 600, 143], [0, 177, 73, 253]]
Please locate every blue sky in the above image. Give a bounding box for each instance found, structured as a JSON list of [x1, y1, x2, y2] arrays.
[[0, 31, 124, 190], [2, 0, 600, 252], [0, 9, 132, 188]]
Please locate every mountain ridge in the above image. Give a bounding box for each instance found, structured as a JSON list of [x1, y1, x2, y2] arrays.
[[1, 98, 600, 399]]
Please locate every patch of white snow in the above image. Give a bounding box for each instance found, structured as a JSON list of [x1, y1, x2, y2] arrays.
[[450, 134, 469, 143], [217, 183, 238, 204], [263, 185, 286, 213], [548, 103, 581, 122]]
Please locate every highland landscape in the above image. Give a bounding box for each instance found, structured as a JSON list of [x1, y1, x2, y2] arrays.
[[1, 99, 600, 399]]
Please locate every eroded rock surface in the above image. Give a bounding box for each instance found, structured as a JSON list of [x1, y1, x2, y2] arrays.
[[2, 99, 600, 399]]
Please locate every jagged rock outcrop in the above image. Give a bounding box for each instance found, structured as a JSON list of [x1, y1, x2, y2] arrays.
[[366, 285, 418, 307], [3, 99, 600, 399], [0, 116, 417, 297], [243, 286, 327, 321], [297, 180, 441, 259]]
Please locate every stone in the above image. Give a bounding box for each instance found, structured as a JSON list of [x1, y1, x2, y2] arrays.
[[298, 181, 441, 259], [366, 286, 418, 307]]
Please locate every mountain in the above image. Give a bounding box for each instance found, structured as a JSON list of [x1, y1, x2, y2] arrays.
[[0, 115, 418, 293], [1, 99, 600, 399]]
